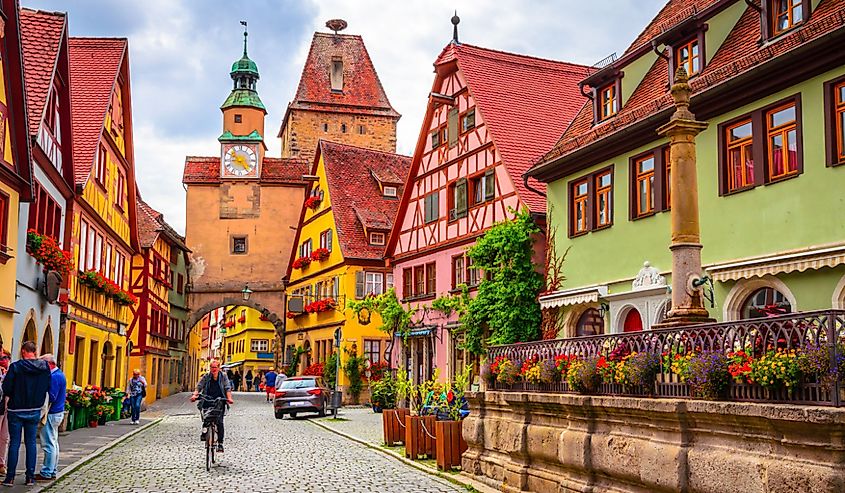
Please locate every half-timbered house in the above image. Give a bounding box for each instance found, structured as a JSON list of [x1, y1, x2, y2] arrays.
[[385, 40, 589, 383], [14, 8, 75, 362]]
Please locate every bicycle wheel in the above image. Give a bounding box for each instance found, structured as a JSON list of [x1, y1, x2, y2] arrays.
[[210, 424, 216, 465], [206, 423, 213, 471]]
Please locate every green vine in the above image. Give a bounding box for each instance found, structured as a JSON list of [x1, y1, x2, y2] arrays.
[[460, 208, 543, 354], [347, 288, 417, 341], [288, 345, 308, 374], [429, 285, 470, 318], [342, 347, 368, 403], [324, 352, 339, 388]]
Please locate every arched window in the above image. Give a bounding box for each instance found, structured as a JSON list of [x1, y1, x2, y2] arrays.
[[576, 308, 604, 336], [742, 287, 792, 318], [623, 308, 643, 332]]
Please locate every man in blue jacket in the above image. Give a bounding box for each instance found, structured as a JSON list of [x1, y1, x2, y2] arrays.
[[1, 341, 50, 487], [35, 354, 65, 481]]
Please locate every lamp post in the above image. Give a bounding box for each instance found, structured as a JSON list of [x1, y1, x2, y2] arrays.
[[653, 67, 715, 328]]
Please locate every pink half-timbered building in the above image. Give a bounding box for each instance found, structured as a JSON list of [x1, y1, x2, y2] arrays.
[[385, 40, 589, 383]]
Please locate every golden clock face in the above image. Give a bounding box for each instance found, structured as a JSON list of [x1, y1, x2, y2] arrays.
[[223, 145, 257, 177]]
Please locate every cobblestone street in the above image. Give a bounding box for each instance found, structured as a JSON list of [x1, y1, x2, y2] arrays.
[[45, 393, 464, 493]]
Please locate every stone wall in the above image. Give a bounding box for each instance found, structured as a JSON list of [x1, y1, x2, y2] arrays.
[[462, 391, 845, 493], [280, 109, 398, 160]]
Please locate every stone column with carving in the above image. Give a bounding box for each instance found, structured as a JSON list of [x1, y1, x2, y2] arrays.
[[654, 68, 715, 327]]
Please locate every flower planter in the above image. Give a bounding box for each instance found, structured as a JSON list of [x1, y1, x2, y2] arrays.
[[435, 419, 468, 471], [88, 420, 98, 428], [404, 414, 436, 460], [382, 408, 409, 446]]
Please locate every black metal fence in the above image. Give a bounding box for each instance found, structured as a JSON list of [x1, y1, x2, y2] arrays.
[[486, 309, 845, 406]]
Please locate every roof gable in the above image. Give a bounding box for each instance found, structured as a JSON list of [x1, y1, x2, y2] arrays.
[[286, 32, 399, 118], [538, 0, 845, 169], [137, 197, 188, 251], [68, 37, 126, 187], [19, 8, 65, 137], [319, 141, 410, 260], [446, 44, 590, 213]]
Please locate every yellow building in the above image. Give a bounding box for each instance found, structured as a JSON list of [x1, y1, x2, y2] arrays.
[[220, 306, 276, 382], [129, 198, 190, 403], [284, 141, 410, 401], [0, 5, 34, 353], [64, 38, 139, 389]]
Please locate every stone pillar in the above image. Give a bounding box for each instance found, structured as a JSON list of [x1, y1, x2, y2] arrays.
[[654, 68, 715, 328]]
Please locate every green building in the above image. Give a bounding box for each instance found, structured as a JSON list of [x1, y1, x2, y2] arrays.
[[527, 0, 845, 336]]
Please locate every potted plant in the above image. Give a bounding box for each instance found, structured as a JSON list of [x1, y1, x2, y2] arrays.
[[310, 248, 330, 261], [304, 195, 321, 210], [383, 370, 410, 446], [370, 373, 396, 413], [433, 367, 471, 471], [405, 370, 441, 460], [292, 256, 312, 269]]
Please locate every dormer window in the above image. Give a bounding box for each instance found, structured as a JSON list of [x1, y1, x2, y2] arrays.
[[383, 186, 397, 198], [763, 0, 810, 39], [369, 232, 386, 246], [330, 57, 343, 92], [598, 83, 618, 121], [674, 38, 701, 77]]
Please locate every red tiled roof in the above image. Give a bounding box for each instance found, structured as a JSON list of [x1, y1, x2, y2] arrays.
[[68, 37, 126, 186], [287, 33, 399, 118], [136, 197, 162, 248], [624, 0, 722, 55], [541, 0, 845, 165], [19, 8, 66, 137], [182, 156, 309, 185], [320, 141, 410, 260], [435, 43, 590, 213]]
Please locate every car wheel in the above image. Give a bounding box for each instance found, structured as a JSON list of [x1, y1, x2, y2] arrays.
[[274, 409, 284, 420], [290, 412, 297, 419], [318, 398, 327, 417]]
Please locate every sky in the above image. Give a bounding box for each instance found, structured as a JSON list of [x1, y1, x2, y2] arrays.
[[25, 0, 666, 234]]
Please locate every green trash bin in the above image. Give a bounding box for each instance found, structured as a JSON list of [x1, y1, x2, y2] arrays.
[[109, 394, 124, 421], [65, 406, 75, 431]]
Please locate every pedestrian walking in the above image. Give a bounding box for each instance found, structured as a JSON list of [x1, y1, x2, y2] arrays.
[[233, 371, 241, 392], [35, 354, 65, 481], [264, 368, 277, 402], [127, 369, 148, 425], [0, 350, 11, 477], [274, 367, 288, 389], [253, 371, 261, 392], [245, 370, 253, 392], [1, 341, 51, 487]]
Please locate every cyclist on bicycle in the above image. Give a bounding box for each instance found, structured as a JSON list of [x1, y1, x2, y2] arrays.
[[190, 361, 233, 453]]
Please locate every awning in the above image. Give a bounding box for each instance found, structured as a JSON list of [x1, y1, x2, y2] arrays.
[[399, 325, 435, 338], [221, 361, 244, 369], [707, 244, 845, 282], [539, 285, 608, 309]]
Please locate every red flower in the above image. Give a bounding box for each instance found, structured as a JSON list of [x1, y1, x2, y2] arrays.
[[304, 196, 321, 210], [292, 256, 312, 269], [447, 390, 454, 403]]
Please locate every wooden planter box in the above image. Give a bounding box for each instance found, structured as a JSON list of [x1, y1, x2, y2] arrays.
[[405, 415, 437, 460], [435, 419, 467, 471], [382, 408, 409, 446]]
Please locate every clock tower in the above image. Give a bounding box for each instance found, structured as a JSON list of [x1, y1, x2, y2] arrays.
[[219, 25, 265, 180]]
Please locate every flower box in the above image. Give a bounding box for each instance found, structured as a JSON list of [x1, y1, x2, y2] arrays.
[[225, 321, 235, 328], [304, 195, 321, 210], [435, 419, 468, 471], [382, 407, 409, 446], [292, 256, 312, 269], [305, 298, 336, 313], [237, 316, 246, 324], [310, 248, 330, 261], [26, 230, 73, 277], [405, 415, 437, 460], [77, 270, 137, 306]]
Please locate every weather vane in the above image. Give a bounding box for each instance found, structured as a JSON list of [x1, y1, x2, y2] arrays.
[[240, 20, 248, 55]]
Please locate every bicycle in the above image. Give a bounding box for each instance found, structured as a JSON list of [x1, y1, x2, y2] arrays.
[[198, 395, 227, 471]]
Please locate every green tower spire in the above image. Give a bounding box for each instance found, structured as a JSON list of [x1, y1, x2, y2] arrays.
[[221, 20, 266, 112]]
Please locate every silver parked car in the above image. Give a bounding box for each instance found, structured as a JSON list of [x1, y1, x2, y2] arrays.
[[273, 376, 330, 419]]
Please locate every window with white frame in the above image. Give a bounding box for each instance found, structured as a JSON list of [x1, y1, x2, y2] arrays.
[[365, 272, 384, 296], [250, 339, 269, 352]]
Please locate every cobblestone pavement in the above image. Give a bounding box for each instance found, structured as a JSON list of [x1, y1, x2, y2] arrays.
[[45, 392, 464, 493]]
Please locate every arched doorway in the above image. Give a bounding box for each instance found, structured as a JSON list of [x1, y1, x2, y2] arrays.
[[741, 287, 792, 319], [623, 309, 643, 332], [23, 320, 37, 345], [302, 339, 312, 373], [40, 326, 54, 355], [575, 308, 604, 336], [100, 341, 114, 388]]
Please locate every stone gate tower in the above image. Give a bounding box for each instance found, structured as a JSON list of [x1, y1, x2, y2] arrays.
[[183, 27, 308, 329], [278, 21, 401, 159]]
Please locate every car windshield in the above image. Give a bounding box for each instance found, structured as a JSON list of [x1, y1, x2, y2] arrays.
[[279, 379, 316, 389]]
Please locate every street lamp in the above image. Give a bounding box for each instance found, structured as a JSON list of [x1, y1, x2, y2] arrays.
[[241, 285, 253, 301]]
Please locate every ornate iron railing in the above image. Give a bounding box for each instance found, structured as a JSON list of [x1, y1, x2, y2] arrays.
[[487, 310, 845, 406]]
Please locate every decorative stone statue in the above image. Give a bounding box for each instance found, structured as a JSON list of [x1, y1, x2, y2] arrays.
[[632, 261, 666, 291]]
